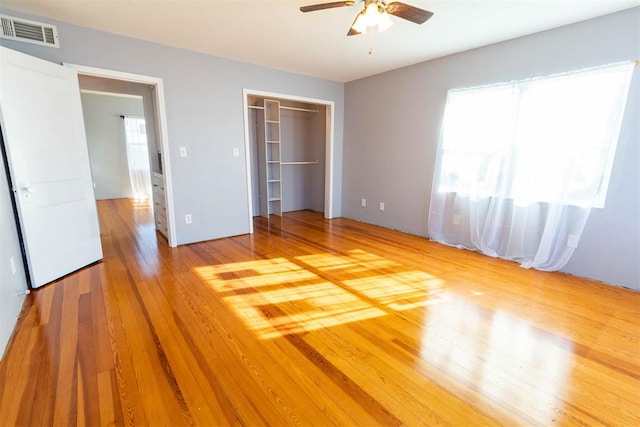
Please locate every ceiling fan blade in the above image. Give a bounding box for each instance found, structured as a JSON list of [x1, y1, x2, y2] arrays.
[[300, 1, 355, 13], [385, 2, 433, 24], [347, 13, 362, 36]]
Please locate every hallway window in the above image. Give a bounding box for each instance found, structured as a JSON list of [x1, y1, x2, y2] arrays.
[[123, 116, 152, 200]]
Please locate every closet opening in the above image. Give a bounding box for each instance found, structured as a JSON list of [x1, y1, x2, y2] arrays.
[[243, 91, 334, 230]]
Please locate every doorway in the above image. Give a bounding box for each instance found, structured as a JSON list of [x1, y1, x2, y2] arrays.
[[78, 80, 160, 242], [66, 64, 176, 247]]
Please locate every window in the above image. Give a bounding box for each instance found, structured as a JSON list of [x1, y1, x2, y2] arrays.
[[123, 116, 152, 200], [438, 62, 634, 208]]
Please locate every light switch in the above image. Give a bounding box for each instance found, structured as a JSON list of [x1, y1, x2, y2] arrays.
[[179, 146, 187, 158], [233, 147, 239, 158]]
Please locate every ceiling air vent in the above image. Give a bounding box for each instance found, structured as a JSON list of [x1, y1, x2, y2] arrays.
[[0, 14, 59, 48]]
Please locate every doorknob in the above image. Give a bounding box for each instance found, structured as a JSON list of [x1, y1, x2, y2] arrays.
[[22, 184, 32, 199]]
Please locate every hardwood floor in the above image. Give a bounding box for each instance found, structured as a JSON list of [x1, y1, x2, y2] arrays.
[[1, 198, 639, 425]]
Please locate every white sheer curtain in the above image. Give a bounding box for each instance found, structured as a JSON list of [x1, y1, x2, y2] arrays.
[[123, 116, 152, 201], [428, 62, 634, 271]]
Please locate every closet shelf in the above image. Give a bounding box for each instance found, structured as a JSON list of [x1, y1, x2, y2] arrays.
[[257, 99, 283, 217], [281, 161, 319, 165]]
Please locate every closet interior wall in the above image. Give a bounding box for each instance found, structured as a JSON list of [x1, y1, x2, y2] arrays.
[[248, 96, 326, 217]]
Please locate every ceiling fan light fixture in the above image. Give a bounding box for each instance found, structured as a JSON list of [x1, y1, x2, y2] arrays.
[[351, 2, 393, 34], [377, 11, 394, 32], [300, 0, 433, 42]]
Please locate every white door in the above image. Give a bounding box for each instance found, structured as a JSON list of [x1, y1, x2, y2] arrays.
[[0, 46, 102, 288]]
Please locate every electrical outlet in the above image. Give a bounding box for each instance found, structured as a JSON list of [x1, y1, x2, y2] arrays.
[[185, 214, 192, 224], [379, 202, 385, 211], [179, 146, 188, 158], [453, 214, 461, 225], [361, 198, 366, 207]]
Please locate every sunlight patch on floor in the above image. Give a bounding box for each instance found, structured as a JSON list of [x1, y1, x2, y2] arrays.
[[194, 249, 448, 339], [344, 271, 444, 311], [295, 249, 402, 273], [223, 283, 386, 339], [196, 258, 317, 292], [420, 299, 572, 424]]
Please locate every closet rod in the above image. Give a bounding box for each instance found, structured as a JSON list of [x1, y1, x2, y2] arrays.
[[249, 104, 317, 113], [281, 161, 319, 165], [280, 106, 318, 113]]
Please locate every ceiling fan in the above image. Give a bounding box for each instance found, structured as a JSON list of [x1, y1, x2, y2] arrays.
[[300, 0, 433, 36]]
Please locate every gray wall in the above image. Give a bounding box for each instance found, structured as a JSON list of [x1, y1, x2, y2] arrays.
[[0, 7, 344, 245], [0, 134, 28, 358], [309, 105, 327, 213], [281, 107, 325, 213], [249, 108, 260, 216], [342, 8, 640, 290], [81, 92, 144, 199]]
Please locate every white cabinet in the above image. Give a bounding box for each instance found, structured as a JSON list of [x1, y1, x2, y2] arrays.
[[152, 172, 168, 237], [257, 99, 282, 217]]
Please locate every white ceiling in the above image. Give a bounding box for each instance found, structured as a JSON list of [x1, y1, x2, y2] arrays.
[[2, 1, 639, 82]]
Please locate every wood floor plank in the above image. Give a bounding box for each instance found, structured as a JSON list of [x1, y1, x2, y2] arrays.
[[1, 198, 639, 425], [171, 268, 361, 425], [137, 276, 240, 425], [96, 370, 116, 426]]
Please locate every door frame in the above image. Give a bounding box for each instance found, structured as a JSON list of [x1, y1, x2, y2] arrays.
[[242, 89, 335, 233], [64, 64, 177, 247]]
